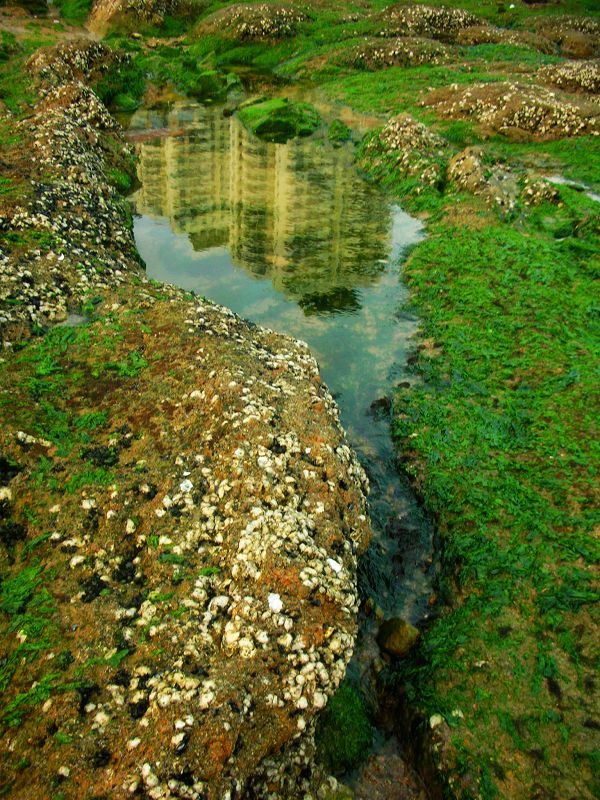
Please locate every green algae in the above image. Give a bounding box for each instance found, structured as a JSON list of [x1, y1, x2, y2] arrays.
[[315, 681, 373, 774]]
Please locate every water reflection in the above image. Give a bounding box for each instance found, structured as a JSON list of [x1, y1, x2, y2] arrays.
[[129, 100, 436, 630], [129, 102, 391, 313]]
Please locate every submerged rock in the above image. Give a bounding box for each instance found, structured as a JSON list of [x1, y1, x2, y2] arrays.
[[376, 617, 420, 657]]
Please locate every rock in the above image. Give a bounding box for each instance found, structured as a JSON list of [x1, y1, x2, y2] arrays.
[[373, 3, 479, 43], [88, 0, 206, 34], [424, 81, 600, 140], [355, 751, 428, 800], [196, 3, 308, 42], [376, 617, 420, 657], [456, 24, 555, 54], [336, 36, 451, 70], [238, 97, 321, 143], [531, 15, 600, 59], [362, 113, 449, 188], [538, 59, 600, 95], [0, 39, 371, 800], [448, 146, 519, 213], [368, 396, 392, 417]]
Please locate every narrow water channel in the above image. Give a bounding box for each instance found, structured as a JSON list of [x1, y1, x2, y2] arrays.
[[127, 99, 436, 780]]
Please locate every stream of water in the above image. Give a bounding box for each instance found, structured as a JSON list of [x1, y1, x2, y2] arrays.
[[127, 99, 436, 782]]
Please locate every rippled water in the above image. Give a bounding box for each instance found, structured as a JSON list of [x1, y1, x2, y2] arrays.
[[128, 100, 436, 636]]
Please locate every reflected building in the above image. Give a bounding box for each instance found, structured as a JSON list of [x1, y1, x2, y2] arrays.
[[130, 101, 392, 313]]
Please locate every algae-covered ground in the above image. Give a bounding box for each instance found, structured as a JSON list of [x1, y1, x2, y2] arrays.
[[1, 0, 599, 798]]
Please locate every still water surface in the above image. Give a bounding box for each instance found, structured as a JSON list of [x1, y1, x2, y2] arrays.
[[128, 100, 435, 634]]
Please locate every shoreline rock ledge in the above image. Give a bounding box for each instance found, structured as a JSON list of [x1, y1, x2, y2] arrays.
[[0, 40, 371, 800]]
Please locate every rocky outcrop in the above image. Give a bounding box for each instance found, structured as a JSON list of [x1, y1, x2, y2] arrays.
[[337, 36, 451, 70], [0, 57, 140, 341], [88, 0, 204, 34], [196, 3, 307, 42], [538, 59, 600, 95], [447, 146, 519, 212], [361, 113, 449, 188], [456, 23, 555, 54], [531, 15, 600, 59], [0, 39, 371, 800], [423, 80, 600, 140], [374, 3, 478, 43], [26, 38, 125, 86]]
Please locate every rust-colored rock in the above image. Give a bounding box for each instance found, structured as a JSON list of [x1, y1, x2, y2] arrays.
[[0, 38, 371, 800]]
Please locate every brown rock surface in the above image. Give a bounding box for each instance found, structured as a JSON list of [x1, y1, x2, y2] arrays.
[[538, 58, 600, 94], [456, 23, 555, 54], [531, 15, 600, 59]]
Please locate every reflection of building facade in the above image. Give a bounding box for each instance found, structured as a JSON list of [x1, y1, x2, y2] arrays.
[[131, 102, 392, 311]]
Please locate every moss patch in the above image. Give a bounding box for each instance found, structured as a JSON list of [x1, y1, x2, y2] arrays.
[[315, 681, 373, 774]]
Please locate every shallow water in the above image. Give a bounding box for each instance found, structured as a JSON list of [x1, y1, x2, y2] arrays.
[[128, 99, 436, 642], [546, 174, 600, 203]]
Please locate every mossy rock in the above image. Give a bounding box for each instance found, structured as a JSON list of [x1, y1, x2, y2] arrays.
[[238, 98, 321, 143], [315, 681, 372, 775]]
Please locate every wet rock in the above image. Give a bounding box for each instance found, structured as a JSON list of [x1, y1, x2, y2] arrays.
[[448, 146, 518, 213], [0, 41, 140, 342], [88, 0, 203, 35], [376, 617, 420, 658], [367, 396, 392, 418], [27, 39, 127, 88], [520, 176, 561, 206], [532, 15, 600, 59], [0, 40, 372, 800], [355, 752, 428, 800]]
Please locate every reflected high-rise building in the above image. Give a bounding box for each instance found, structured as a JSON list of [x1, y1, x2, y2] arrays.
[[130, 101, 392, 313]]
